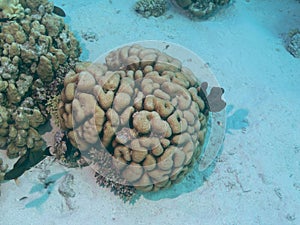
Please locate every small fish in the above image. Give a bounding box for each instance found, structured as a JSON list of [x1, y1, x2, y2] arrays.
[[206, 86, 226, 112], [198, 82, 226, 114], [4, 147, 52, 181], [53, 6, 66, 17], [17, 196, 28, 201]]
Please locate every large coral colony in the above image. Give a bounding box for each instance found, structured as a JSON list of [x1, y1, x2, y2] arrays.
[[0, 0, 80, 184], [0, 0, 225, 201], [58, 45, 210, 193]]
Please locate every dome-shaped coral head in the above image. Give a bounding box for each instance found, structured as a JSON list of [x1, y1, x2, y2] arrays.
[[58, 44, 225, 192], [0, 0, 24, 20], [171, 0, 231, 19]]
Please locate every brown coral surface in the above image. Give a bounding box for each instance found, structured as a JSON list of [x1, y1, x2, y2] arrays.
[[59, 45, 209, 192], [172, 0, 231, 18], [0, 0, 81, 158]]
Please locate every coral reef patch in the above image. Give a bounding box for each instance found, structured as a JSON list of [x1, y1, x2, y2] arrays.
[[1, 0, 227, 201], [0, 0, 81, 158], [171, 0, 231, 19]]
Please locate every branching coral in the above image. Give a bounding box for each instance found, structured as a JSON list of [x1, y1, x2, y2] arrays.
[[134, 0, 167, 18]]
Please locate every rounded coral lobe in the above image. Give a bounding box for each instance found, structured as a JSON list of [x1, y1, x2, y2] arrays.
[[58, 45, 210, 192], [0, 0, 25, 20]]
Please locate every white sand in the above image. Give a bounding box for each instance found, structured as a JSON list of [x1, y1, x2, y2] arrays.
[[1, 0, 300, 224]]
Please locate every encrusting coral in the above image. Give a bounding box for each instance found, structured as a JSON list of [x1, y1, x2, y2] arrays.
[[0, 0, 225, 201], [58, 44, 209, 192], [0, 0, 81, 158]]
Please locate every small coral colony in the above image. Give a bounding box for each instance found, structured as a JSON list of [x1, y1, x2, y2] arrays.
[[0, 0, 229, 201]]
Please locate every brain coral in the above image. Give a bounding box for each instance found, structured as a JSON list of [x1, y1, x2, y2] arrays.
[[0, 156, 7, 195], [0, 0, 81, 158], [58, 44, 209, 191]]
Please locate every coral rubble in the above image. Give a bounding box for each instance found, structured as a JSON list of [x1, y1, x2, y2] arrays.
[[58, 45, 209, 192], [134, 0, 167, 18], [0, 0, 81, 158]]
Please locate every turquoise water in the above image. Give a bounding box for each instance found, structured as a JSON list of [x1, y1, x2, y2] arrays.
[[1, 0, 300, 224]]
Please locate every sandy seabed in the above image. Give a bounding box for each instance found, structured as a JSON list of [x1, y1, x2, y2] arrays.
[[1, 0, 300, 225]]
